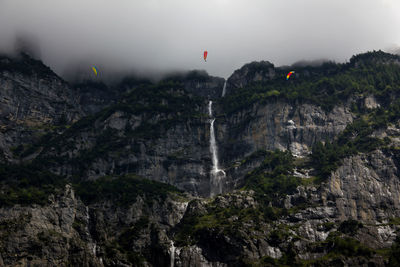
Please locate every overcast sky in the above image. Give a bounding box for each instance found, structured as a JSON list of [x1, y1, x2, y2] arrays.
[[0, 0, 399, 80]]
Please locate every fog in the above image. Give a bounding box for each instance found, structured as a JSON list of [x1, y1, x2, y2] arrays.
[[0, 0, 399, 80]]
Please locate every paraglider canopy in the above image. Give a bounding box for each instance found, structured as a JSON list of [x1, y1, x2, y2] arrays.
[[92, 66, 98, 76], [204, 51, 208, 62], [286, 71, 295, 80]]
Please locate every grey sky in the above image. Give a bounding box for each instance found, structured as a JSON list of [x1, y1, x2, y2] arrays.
[[0, 0, 399, 79]]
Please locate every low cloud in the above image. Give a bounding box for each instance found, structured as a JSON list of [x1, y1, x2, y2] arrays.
[[0, 0, 399, 80]]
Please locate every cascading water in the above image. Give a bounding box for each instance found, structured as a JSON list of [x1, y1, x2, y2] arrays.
[[208, 100, 226, 197], [221, 80, 227, 97], [169, 240, 175, 267]]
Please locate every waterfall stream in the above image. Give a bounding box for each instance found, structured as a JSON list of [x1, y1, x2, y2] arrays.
[[209, 100, 225, 197], [221, 80, 227, 97], [169, 240, 175, 267]]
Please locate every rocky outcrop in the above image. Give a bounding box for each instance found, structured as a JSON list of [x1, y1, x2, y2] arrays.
[[0, 184, 190, 266], [183, 78, 225, 100], [0, 56, 357, 198], [178, 70, 225, 99], [0, 185, 99, 266], [324, 150, 400, 222], [37, 97, 355, 198], [168, 183, 400, 266], [2, 51, 400, 266], [1, 176, 399, 266], [218, 100, 354, 168], [225, 61, 275, 95], [74, 82, 120, 115], [0, 55, 83, 163], [41, 106, 214, 196]]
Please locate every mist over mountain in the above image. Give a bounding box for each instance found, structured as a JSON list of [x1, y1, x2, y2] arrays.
[[1, 0, 399, 80]]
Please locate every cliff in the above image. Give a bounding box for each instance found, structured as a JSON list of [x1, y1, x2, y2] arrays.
[[1, 51, 400, 266]]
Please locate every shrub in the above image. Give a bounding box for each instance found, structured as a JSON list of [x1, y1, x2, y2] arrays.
[[243, 150, 300, 203], [338, 220, 363, 235], [74, 175, 182, 206], [0, 163, 66, 206]]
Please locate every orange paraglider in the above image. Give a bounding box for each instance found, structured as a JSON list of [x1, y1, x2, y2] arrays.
[[204, 51, 208, 62], [286, 71, 295, 80]]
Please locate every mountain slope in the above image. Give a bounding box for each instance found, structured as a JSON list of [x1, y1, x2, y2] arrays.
[[1, 51, 400, 266]]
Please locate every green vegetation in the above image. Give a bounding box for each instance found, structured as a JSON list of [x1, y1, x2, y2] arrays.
[[310, 99, 399, 180], [15, 132, 55, 159], [243, 150, 301, 203], [0, 163, 66, 206], [114, 216, 151, 264], [321, 222, 336, 231], [119, 216, 150, 244], [338, 219, 363, 236], [239, 150, 269, 166], [74, 175, 183, 206], [0, 161, 181, 208], [388, 217, 400, 225], [37, 230, 66, 243], [104, 240, 146, 266], [322, 232, 373, 257], [120, 80, 204, 117], [388, 236, 400, 267], [248, 232, 400, 267], [174, 150, 309, 246], [104, 217, 165, 266], [30, 79, 206, 174], [221, 51, 400, 114], [172, 191, 295, 247], [250, 231, 375, 266]]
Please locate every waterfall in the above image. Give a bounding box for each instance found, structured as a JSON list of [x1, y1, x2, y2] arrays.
[[221, 80, 227, 97], [208, 100, 226, 197], [169, 240, 175, 267]]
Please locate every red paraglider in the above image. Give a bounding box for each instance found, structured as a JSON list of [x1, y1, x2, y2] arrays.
[[204, 51, 208, 62]]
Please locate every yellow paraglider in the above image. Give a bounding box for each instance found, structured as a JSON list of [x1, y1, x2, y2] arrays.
[[92, 66, 98, 76]]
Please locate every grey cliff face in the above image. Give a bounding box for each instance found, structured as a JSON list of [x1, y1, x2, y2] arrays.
[[37, 98, 354, 198], [183, 76, 225, 99], [74, 82, 120, 115], [218, 100, 354, 190], [225, 61, 275, 96], [0, 184, 190, 266], [40, 103, 214, 197], [0, 56, 83, 163], [326, 150, 400, 222], [1, 52, 400, 266], [221, 101, 353, 158]]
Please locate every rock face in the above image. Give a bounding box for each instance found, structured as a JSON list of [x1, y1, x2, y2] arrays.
[[2, 51, 400, 266], [74, 81, 121, 115], [0, 54, 83, 163], [219, 100, 354, 164], [38, 100, 214, 197], [1, 174, 399, 266], [34, 100, 355, 198], [183, 76, 225, 99], [225, 61, 275, 95], [169, 70, 225, 99], [0, 56, 354, 197], [0, 185, 100, 266], [0, 184, 190, 266], [326, 150, 400, 222]]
